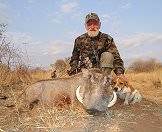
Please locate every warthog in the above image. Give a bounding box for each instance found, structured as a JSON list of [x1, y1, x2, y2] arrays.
[[25, 68, 117, 114]]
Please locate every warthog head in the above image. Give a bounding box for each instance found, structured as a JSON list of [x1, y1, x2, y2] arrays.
[[76, 69, 117, 115]]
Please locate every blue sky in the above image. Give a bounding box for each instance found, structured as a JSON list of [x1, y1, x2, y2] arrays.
[[0, 0, 162, 68]]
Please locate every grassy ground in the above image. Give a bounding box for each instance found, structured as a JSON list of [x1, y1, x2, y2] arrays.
[[0, 69, 162, 132]]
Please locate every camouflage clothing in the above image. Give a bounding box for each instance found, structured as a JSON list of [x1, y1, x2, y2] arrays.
[[69, 31, 125, 75]]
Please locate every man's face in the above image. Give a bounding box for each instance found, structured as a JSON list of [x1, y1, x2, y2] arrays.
[[85, 19, 100, 37]]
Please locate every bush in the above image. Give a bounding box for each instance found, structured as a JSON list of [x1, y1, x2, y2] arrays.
[[0, 64, 32, 86], [51, 58, 70, 77], [128, 58, 162, 73], [0, 64, 11, 85]]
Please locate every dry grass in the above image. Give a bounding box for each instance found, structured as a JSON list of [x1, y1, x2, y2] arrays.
[[126, 68, 162, 104], [0, 68, 162, 131], [0, 66, 52, 87], [128, 58, 162, 73], [30, 69, 51, 82]]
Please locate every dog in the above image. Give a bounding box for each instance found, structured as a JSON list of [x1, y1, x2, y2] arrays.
[[111, 75, 142, 105]]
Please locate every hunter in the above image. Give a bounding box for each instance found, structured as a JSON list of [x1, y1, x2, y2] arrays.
[[68, 12, 125, 76]]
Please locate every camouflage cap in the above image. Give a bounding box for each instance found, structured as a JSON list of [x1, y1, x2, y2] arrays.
[[85, 12, 100, 23]]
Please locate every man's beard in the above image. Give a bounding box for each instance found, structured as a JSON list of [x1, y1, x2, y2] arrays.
[[87, 30, 99, 37]]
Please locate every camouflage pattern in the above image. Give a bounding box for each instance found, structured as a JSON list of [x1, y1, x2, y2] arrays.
[[85, 12, 100, 23], [69, 31, 125, 75]]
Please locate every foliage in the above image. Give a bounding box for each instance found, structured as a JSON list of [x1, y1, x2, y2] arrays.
[[128, 58, 162, 73]]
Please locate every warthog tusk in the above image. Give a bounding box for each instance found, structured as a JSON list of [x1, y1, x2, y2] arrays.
[[107, 91, 117, 108], [76, 85, 117, 107], [76, 86, 83, 104]]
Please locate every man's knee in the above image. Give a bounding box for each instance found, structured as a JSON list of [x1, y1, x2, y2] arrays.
[[100, 52, 114, 68], [100, 52, 114, 75]]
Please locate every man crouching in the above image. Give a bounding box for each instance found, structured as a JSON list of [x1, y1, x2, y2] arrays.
[[68, 12, 125, 77]]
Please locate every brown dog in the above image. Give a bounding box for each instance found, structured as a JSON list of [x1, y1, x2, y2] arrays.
[[111, 75, 142, 105]]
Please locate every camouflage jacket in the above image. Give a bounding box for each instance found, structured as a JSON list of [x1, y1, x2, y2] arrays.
[[69, 31, 125, 75]]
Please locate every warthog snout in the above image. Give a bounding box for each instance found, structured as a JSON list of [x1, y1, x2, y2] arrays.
[[76, 69, 117, 113]]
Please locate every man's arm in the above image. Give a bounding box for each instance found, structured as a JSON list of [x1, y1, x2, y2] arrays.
[[105, 37, 125, 75], [69, 39, 80, 75]]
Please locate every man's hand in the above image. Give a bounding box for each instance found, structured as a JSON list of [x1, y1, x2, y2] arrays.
[[116, 68, 124, 76]]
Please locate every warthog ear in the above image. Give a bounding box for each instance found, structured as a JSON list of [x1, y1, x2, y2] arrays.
[[81, 68, 91, 78]]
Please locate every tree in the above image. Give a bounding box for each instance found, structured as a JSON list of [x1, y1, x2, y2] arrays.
[[0, 23, 30, 85], [0, 23, 23, 68]]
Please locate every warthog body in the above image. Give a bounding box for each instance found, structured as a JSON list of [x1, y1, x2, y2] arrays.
[[25, 69, 117, 114]]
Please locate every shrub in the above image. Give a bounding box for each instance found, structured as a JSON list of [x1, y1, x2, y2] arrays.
[[51, 58, 70, 77], [128, 58, 162, 73]]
